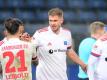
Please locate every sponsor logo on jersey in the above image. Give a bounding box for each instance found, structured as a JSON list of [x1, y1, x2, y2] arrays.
[[48, 48, 66, 54]]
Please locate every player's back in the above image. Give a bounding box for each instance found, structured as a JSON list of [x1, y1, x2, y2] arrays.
[[0, 38, 34, 80]]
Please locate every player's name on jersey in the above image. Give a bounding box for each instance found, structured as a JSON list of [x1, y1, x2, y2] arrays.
[[6, 72, 28, 79], [1, 44, 28, 51]]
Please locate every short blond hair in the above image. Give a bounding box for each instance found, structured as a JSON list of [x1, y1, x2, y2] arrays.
[[90, 21, 105, 34], [48, 8, 63, 17]]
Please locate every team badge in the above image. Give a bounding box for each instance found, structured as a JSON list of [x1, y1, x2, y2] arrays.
[[64, 41, 67, 45]]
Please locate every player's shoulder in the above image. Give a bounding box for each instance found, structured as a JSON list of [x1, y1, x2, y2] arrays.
[[99, 33, 107, 41], [93, 38, 102, 48], [62, 28, 71, 37], [37, 27, 49, 33], [20, 40, 31, 44], [0, 40, 4, 46], [83, 37, 96, 42], [62, 27, 71, 35], [20, 40, 34, 48], [80, 37, 96, 48], [62, 27, 70, 32]]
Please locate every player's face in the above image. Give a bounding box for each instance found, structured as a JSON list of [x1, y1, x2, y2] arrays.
[[99, 28, 106, 35], [97, 27, 105, 38], [49, 15, 63, 33]]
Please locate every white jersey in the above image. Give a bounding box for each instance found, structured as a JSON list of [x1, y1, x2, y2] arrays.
[[0, 38, 36, 80], [0, 38, 8, 80], [88, 34, 107, 80], [3, 38, 8, 42], [32, 26, 72, 80]]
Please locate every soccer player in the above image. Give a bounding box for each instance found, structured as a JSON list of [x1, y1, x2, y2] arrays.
[[78, 21, 106, 80], [87, 27, 107, 79], [31, 8, 86, 80], [0, 18, 36, 80]]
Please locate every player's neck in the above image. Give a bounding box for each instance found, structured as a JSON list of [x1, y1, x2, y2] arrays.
[[7, 34, 20, 40], [52, 30, 60, 34], [52, 28, 60, 34], [91, 34, 100, 40]]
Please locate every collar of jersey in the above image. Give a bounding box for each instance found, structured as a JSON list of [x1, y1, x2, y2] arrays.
[[48, 26, 62, 35], [8, 38, 20, 41]]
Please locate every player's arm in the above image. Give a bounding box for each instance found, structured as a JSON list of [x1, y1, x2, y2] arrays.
[[31, 47, 38, 66], [31, 38, 39, 66], [32, 56, 38, 66], [0, 62, 2, 79], [0, 48, 2, 74], [67, 48, 87, 72], [0, 62, 2, 74], [66, 31, 87, 72], [20, 31, 39, 66]]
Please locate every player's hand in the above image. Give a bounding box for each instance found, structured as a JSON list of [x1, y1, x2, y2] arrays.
[[20, 32, 31, 42], [32, 57, 39, 66], [80, 63, 87, 73]]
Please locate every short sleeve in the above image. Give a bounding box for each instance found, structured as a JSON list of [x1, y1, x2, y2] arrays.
[[32, 31, 40, 47], [31, 42, 37, 59], [67, 31, 72, 49], [0, 40, 4, 61]]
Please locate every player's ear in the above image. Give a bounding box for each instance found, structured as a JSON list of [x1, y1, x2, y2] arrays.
[[61, 18, 64, 24], [3, 29, 8, 37]]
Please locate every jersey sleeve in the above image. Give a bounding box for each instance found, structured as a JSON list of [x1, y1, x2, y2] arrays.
[[32, 31, 40, 47], [0, 40, 4, 61], [91, 40, 102, 57], [67, 31, 72, 50], [31, 42, 37, 59]]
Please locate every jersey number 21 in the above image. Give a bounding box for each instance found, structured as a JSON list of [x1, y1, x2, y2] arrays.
[[3, 50, 27, 73]]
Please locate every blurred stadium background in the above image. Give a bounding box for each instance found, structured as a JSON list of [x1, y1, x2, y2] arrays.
[[0, 0, 107, 80]]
